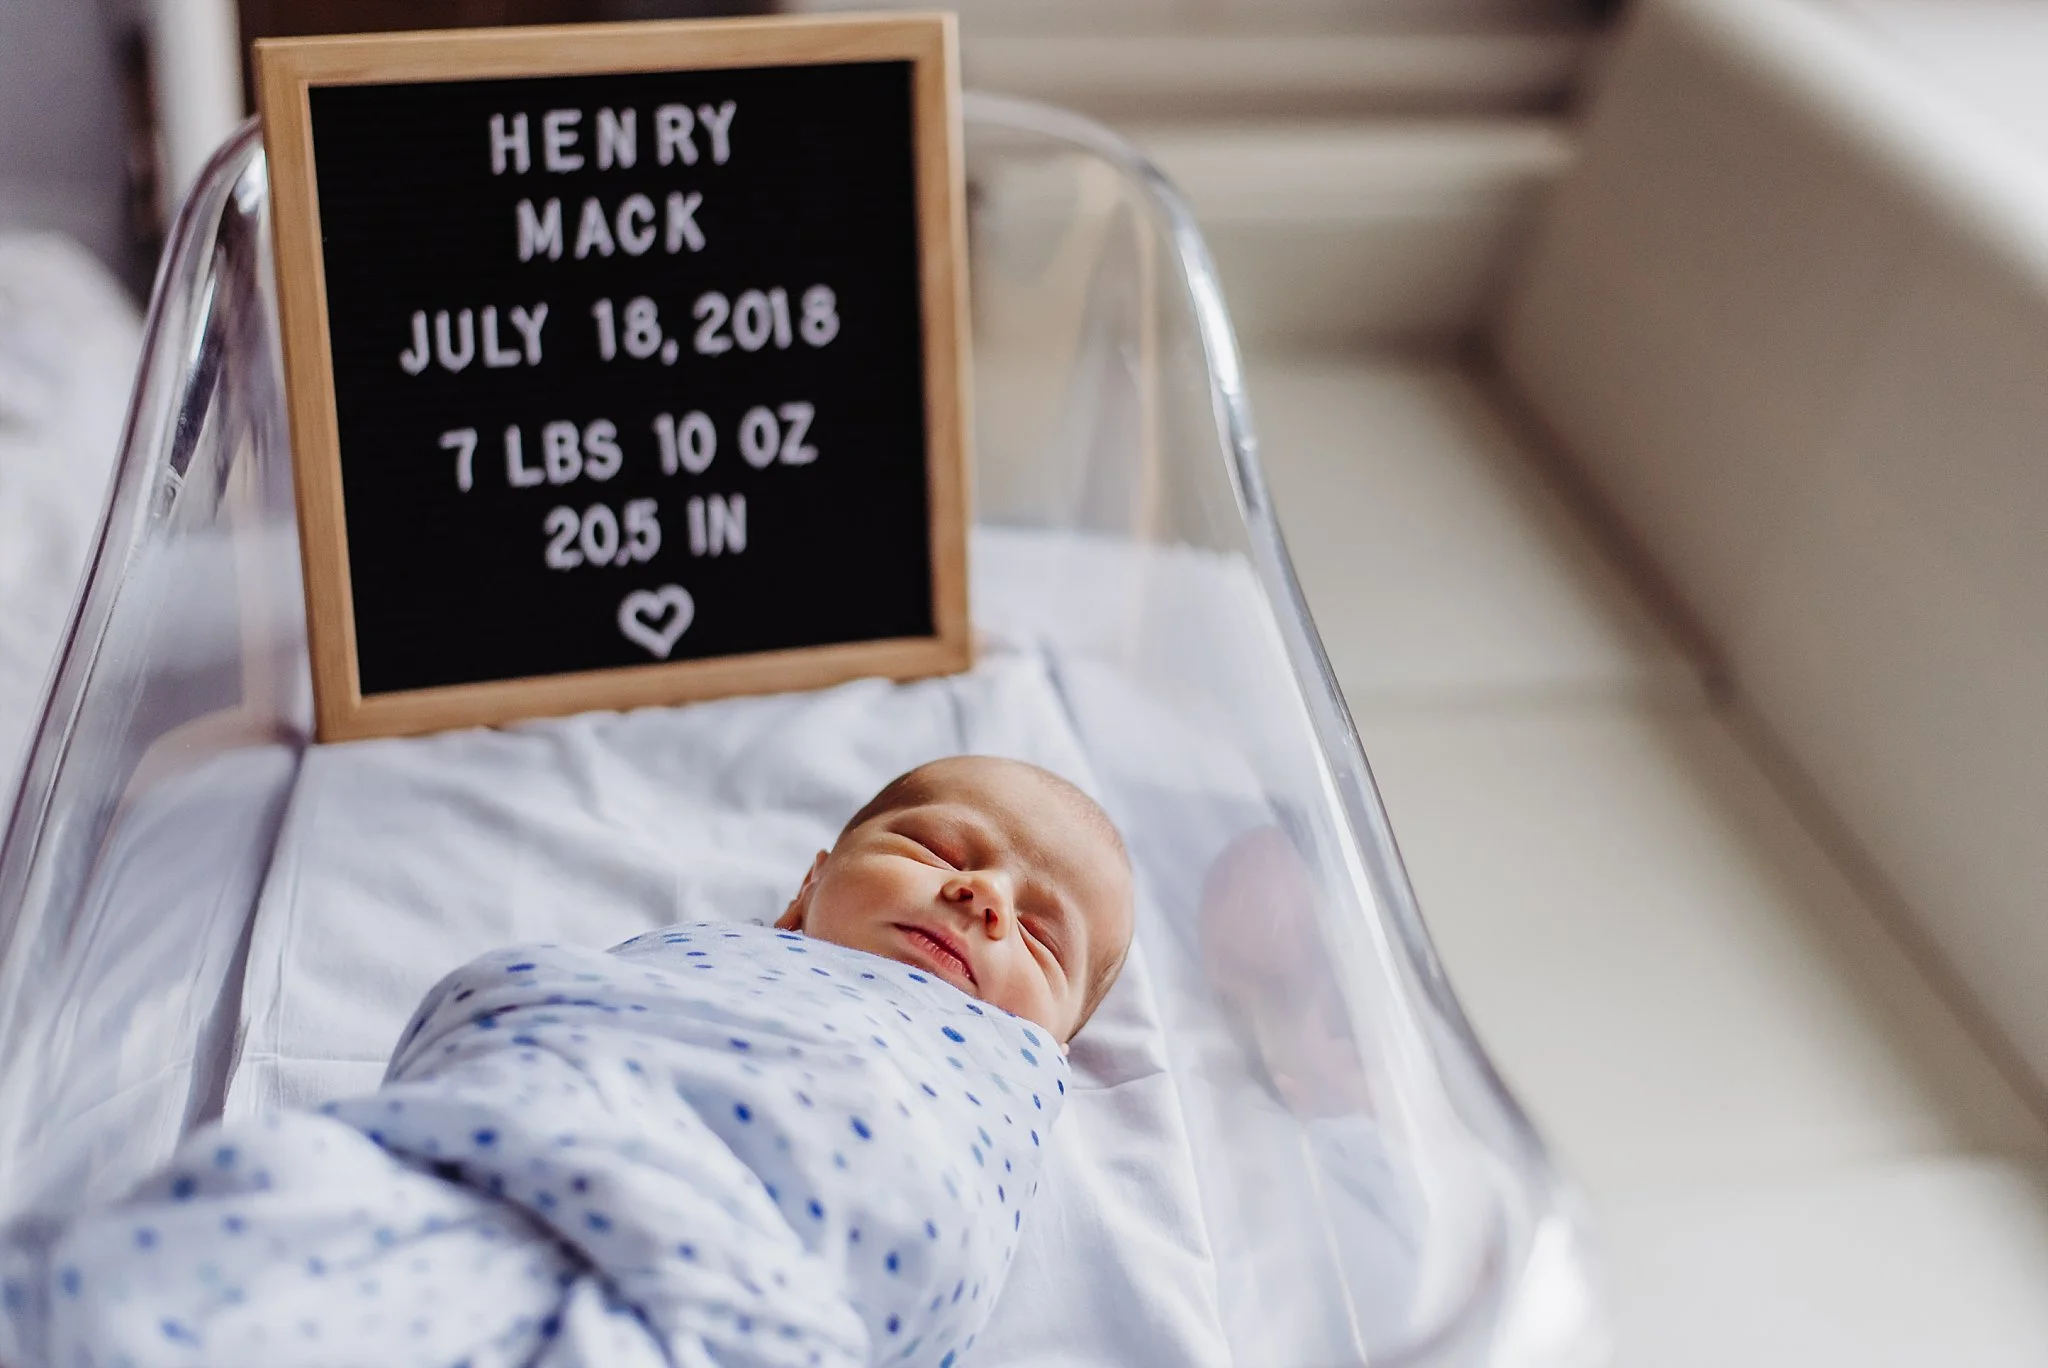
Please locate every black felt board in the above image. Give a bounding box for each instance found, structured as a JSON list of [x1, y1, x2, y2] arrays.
[[306, 59, 933, 697]]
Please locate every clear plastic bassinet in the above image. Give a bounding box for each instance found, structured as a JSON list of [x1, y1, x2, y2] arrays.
[[0, 95, 1604, 1367]]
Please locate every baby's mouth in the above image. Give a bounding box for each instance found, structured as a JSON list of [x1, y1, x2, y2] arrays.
[[896, 924, 977, 988]]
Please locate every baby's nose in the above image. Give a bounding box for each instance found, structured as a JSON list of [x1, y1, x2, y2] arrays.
[[944, 874, 1013, 932]]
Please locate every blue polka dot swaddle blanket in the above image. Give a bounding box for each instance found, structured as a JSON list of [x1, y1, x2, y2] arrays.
[[0, 922, 1068, 1367]]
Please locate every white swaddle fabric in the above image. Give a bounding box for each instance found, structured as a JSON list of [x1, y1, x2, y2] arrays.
[[0, 924, 1066, 1368]]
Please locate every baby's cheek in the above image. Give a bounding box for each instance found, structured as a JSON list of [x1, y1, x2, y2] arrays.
[[983, 964, 1062, 1037], [814, 873, 892, 932], [819, 922, 899, 967], [838, 862, 927, 922]]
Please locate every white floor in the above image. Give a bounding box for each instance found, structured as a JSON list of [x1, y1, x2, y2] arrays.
[[1249, 352, 2048, 1366]]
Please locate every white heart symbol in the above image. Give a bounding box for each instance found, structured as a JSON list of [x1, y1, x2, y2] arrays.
[[617, 585, 695, 659]]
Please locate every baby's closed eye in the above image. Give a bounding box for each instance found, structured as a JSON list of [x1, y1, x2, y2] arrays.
[[894, 831, 958, 869], [1022, 912, 1069, 971], [891, 817, 967, 867]]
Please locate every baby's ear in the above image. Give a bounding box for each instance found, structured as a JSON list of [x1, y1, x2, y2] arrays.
[[776, 850, 831, 931]]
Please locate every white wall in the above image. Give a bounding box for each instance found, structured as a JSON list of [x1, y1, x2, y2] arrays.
[[1495, 0, 2048, 1088], [146, 0, 244, 212]]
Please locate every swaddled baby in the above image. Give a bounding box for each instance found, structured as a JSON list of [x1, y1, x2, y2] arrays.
[[0, 756, 1134, 1368]]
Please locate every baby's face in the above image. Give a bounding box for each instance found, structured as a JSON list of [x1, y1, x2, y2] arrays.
[[778, 757, 1133, 1041]]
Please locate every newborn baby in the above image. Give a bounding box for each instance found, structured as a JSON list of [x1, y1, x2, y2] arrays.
[[0, 756, 1133, 1368]]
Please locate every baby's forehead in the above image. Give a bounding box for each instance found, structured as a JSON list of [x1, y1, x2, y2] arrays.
[[892, 761, 1117, 868], [905, 763, 1108, 847]]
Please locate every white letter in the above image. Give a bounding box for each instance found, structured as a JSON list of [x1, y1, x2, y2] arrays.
[[658, 412, 716, 474], [739, 406, 778, 468], [490, 113, 530, 175], [543, 421, 582, 484], [665, 191, 704, 254], [434, 309, 475, 372], [508, 304, 548, 364], [655, 104, 697, 166], [582, 419, 622, 481], [596, 107, 636, 170], [654, 413, 678, 474], [505, 426, 544, 488], [679, 410, 715, 473], [778, 401, 817, 464], [708, 492, 746, 554], [615, 194, 656, 256], [697, 101, 735, 165], [574, 198, 616, 258], [399, 311, 430, 375], [440, 428, 479, 492], [517, 198, 563, 261], [543, 109, 584, 172], [687, 496, 707, 556], [481, 307, 521, 367]]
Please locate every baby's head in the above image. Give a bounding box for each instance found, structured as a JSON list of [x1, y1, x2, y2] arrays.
[[777, 756, 1134, 1042]]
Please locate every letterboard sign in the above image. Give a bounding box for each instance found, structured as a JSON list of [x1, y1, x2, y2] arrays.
[[257, 16, 970, 742]]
